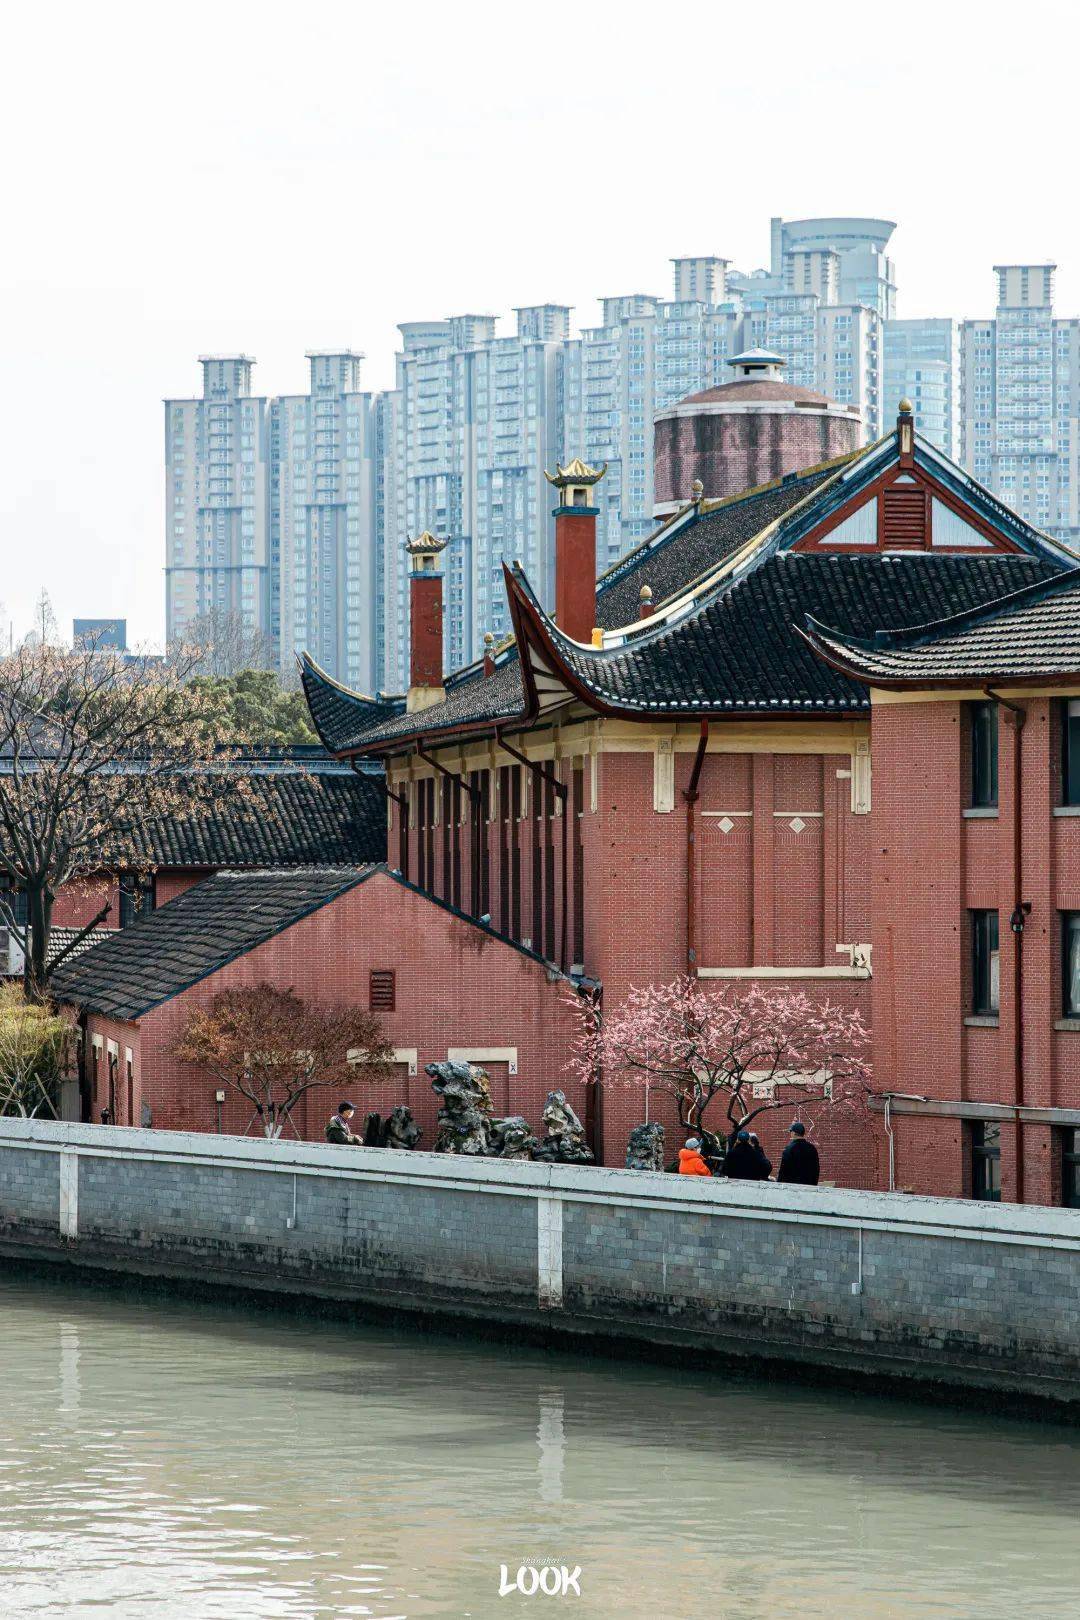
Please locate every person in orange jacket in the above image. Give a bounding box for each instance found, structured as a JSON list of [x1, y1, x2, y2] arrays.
[[678, 1136, 712, 1176]]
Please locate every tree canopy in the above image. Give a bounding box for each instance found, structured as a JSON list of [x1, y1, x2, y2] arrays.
[[188, 669, 317, 746], [0, 984, 73, 1117]]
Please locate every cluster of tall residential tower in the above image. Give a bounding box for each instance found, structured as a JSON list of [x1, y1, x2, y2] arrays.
[[164, 217, 1080, 691]]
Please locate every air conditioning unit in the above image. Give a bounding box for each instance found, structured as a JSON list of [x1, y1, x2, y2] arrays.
[[0, 928, 24, 977]]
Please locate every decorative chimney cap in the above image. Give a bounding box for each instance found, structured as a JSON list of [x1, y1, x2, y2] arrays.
[[544, 458, 607, 489], [404, 529, 447, 557], [404, 530, 448, 573]]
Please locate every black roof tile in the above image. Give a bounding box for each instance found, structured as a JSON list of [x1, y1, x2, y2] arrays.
[[110, 769, 387, 870], [553, 554, 1065, 712], [53, 867, 374, 1020], [805, 565, 1080, 683], [595, 465, 842, 629]]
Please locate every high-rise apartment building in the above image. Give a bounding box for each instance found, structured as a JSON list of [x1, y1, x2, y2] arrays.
[[765, 216, 897, 318], [273, 351, 381, 692], [387, 311, 568, 682], [166, 218, 899, 690], [164, 356, 271, 647], [961, 265, 1080, 543], [166, 354, 384, 693], [883, 319, 959, 455]]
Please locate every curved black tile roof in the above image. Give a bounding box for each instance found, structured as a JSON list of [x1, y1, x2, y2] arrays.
[[804, 565, 1080, 683], [300, 468, 849, 754], [548, 554, 1065, 712], [300, 655, 405, 753]]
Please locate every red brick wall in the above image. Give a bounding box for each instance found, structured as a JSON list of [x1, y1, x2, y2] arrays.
[[870, 694, 1080, 1204], [653, 408, 860, 507], [82, 1014, 142, 1127], [155, 870, 211, 905], [53, 877, 115, 929], [87, 873, 583, 1153]]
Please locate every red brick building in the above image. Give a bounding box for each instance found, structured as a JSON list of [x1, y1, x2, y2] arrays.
[[53, 866, 583, 1141], [297, 404, 1080, 1203]]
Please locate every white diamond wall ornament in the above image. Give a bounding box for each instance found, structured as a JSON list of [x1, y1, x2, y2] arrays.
[[789, 816, 806, 833], [718, 816, 734, 834]]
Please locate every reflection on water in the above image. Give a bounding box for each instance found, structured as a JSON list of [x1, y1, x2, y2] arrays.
[[0, 1275, 1077, 1618]]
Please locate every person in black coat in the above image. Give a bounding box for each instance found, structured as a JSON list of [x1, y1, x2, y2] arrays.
[[777, 1120, 820, 1185], [723, 1130, 769, 1180], [748, 1132, 772, 1179]]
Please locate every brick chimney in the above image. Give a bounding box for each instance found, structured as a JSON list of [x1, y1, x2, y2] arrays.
[[544, 458, 607, 644], [405, 531, 447, 712]]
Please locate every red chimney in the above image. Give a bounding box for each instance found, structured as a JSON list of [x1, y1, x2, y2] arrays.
[[405, 531, 447, 712], [545, 459, 607, 644]]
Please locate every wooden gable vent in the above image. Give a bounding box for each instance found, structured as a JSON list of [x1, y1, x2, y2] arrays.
[[369, 968, 396, 1012], [882, 482, 929, 548]]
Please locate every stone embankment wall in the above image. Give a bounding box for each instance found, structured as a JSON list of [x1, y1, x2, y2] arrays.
[[2, 1119, 1079, 1405]]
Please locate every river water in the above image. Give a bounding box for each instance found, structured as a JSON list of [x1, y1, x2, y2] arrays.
[[1, 1277, 1079, 1619]]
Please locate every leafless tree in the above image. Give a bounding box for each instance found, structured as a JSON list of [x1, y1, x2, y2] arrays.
[[0, 637, 236, 996], [182, 608, 272, 678]]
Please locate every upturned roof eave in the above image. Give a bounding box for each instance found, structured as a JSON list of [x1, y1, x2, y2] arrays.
[[505, 561, 868, 726]]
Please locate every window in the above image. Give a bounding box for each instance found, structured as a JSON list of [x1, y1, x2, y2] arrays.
[[1063, 700, 1080, 804], [971, 909, 1000, 1015], [970, 701, 998, 808], [1062, 1129, 1080, 1207], [970, 1121, 1002, 1201], [1064, 913, 1080, 1016], [119, 875, 152, 929], [369, 969, 396, 1012]]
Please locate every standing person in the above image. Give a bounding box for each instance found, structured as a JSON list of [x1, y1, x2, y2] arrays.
[[678, 1136, 712, 1176], [723, 1129, 768, 1180], [326, 1102, 363, 1145], [777, 1120, 820, 1185], [748, 1132, 772, 1179]]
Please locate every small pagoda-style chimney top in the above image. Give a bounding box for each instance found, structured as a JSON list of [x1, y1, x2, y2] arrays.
[[405, 530, 448, 573], [405, 531, 447, 711], [545, 459, 607, 644], [544, 458, 607, 510]]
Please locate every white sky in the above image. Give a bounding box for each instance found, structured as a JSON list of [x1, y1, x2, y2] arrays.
[[1, 0, 1074, 650]]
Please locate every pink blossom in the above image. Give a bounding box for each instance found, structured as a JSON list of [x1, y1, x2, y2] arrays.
[[566, 977, 871, 1137]]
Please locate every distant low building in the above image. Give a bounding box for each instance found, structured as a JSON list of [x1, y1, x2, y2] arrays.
[[74, 618, 127, 651]]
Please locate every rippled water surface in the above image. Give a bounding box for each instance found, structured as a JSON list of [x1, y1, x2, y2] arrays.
[[0, 1275, 1079, 1618]]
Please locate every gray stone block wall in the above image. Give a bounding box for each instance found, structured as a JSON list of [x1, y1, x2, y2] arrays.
[[2, 1121, 1080, 1403], [0, 1145, 60, 1235]]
